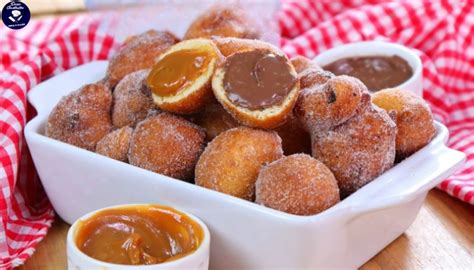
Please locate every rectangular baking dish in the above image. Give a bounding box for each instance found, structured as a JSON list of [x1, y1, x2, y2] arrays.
[[24, 61, 466, 269]]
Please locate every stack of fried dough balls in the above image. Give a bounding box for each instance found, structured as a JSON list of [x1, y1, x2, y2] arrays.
[[295, 71, 397, 198], [45, 4, 436, 216]]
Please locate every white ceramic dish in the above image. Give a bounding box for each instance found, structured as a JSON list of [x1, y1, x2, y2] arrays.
[[314, 41, 423, 96], [25, 61, 465, 269], [67, 204, 210, 270]]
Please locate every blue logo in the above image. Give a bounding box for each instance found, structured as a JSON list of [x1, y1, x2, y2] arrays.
[[2, 1, 30, 30]]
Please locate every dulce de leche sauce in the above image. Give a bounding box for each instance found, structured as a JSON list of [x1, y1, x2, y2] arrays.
[[323, 55, 413, 92], [147, 49, 215, 97], [75, 205, 203, 265], [223, 50, 297, 110]]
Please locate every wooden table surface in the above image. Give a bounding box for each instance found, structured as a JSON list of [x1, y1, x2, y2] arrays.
[[16, 189, 473, 270]]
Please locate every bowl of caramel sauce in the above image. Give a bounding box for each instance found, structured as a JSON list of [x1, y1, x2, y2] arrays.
[[314, 41, 423, 96], [67, 204, 210, 270]]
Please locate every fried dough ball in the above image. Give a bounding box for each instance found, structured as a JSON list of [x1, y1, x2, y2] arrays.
[[299, 69, 334, 89], [184, 5, 260, 40], [372, 88, 436, 159], [45, 83, 113, 151], [312, 105, 396, 197], [112, 70, 156, 128], [128, 113, 206, 180], [96, 126, 133, 162], [146, 39, 222, 114], [295, 75, 369, 132], [194, 101, 239, 141], [290, 56, 321, 74], [214, 37, 278, 57], [212, 48, 299, 129], [256, 154, 340, 215], [106, 30, 179, 88], [195, 127, 283, 201], [274, 113, 311, 155]]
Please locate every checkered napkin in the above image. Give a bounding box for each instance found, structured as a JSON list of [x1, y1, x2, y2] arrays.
[[0, 0, 473, 268]]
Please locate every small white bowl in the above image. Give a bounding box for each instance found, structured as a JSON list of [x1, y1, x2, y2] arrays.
[[67, 204, 210, 270], [314, 41, 423, 96]]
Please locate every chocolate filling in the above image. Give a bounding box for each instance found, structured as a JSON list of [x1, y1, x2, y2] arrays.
[[323, 55, 413, 92], [223, 50, 297, 110]]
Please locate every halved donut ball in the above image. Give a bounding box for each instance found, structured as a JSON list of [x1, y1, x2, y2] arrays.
[[212, 48, 300, 129], [146, 39, 223, 114]]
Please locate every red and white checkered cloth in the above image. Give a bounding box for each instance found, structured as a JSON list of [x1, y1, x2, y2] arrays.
[[0, 0, 473, 268]]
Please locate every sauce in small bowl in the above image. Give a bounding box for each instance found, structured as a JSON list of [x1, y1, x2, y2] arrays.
[[314, 41, 423, 96], [323, 55, 413, 92], [67, 204, 210, 270]]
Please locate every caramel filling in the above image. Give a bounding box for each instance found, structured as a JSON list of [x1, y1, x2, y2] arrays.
[[147, 49, 214, 97], [223, 50, 297, 110], [75, 205, 203, 265]]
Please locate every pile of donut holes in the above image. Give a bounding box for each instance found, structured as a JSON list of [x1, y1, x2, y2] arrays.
[[45, 5, 436, 216]]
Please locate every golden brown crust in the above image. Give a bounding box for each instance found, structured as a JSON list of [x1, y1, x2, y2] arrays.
[[290, 56, 321, 74], [256, 154, 340, 215], [106, 30, 179, 88], [372, 88, 436, 160], [311, 105, 396, 197], [195, 127, 283, 201], [154, 79, 214, 114], [295, 75, 369, 132], [194, 101, 240, 141], [112, 70, 156, 128], [148, 39, 223, 115], [45, 83, 113, 151], [184, 5, 260, 40], [128, 113, 206, 181], [299, 69, 334, 89], [96, 126, 133, 162], [212, 46, 300, 129], [214, 37, 278, 57]]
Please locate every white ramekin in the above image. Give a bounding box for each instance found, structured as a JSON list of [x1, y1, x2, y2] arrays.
[[66, 204, 210, 270], [314, 41, 423, 96]]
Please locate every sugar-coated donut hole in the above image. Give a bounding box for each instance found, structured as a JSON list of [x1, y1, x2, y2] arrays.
[[195, 127, 283, 201], [96, 126, 133, 162], [372, 88, 436, 160], [112, 69, 156, 128], [45, 83, 113, 151], [128, 113, 206, 181], [256, 154, 340, 215]]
